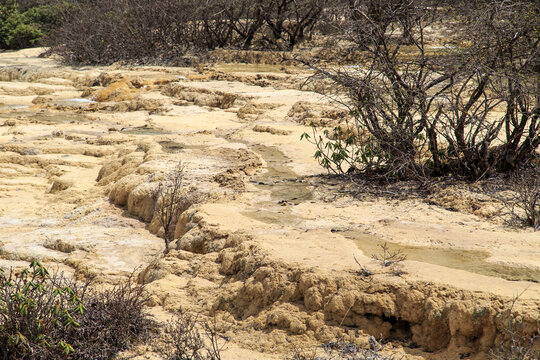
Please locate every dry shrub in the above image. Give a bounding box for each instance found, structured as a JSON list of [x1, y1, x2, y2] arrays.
[[490, 292, 540, 360], [152, 162, 201, 253], [50, 0, 202, 65], [290, 337, 401, 359], [160, 312, 227, 360], [69, 273, 152, 360], [508, 166, 540, 230], [492, 164, 540, 230], [301, 0, 540, 181], [49, 0, 330, 64]]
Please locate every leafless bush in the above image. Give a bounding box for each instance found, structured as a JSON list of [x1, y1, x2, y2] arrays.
[[490, 292, 540, 360], [50, 0, 208, 65], [492, 165, 540, 230], [160, 311, 227, 360], [290, 337, 401, 359], [50, 0, 329, 64], [258, 0, 328, 50], [301, 0, 540, 181], [508, 166, 540, 230], [66, 272, 153, 360], [371, 243, 406, 268], [152, 162, 200, 254]]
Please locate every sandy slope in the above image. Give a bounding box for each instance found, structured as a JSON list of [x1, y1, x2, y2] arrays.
[[0, 48, 538, 359]]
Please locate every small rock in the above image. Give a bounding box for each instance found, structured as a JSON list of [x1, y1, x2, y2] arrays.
[[49, 179, 73, 193], [19, 148, 40, 156]]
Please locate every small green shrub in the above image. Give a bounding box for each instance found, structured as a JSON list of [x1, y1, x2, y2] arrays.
[[0, 260, 84, 359], [0, 0, 65, 50], [0, 261, 152, 360]]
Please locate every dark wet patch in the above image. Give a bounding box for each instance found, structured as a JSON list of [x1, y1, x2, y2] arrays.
[[343, 230, 540, 283]]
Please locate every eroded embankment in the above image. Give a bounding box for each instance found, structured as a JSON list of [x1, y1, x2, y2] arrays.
[[1, 50, 538, 359], [105, 141, 539, 359]]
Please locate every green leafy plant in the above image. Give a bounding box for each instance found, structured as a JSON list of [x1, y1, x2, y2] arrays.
[[0, 260, 85, 359], [0, 0, 66, 50], [0, 261, 152, 360]]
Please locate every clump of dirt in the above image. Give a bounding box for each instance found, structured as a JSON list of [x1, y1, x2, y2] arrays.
[[236, 102, 280, 120], [90, 78, 139, 102], [32, 96, 53, 105], [163, 84, 242, 109], [101, 96, 167, 113], [427, 183, 502, 220], [49, 178, 73, 193], [252, 125, 291, 136], [43, 238, 94, 253], [212, 148, 263, 190], [288, 101, 350, 127]]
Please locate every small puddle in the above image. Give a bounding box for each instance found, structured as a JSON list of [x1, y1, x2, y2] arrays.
[[120, 126, 170, 136], [55, 98, 97, 107], [249, 144, 312, 203], [159, 140, 207, 153], [344, 231, 540, 283], [241, 144, 312, 225], [0, 111, 88, 124]]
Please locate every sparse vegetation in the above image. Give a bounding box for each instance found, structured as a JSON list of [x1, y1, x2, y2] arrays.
[[152, 162, 200, 254], [353, 255, 374, 278], [48, 0, 330, 64], [506, 166, 540, 230], [371, 243, 406, 268], [490, 291, 540, 360], [291, 337, 401, 359], [160, 311, 227, 360]]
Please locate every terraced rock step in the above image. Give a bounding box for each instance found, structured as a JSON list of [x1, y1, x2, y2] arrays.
[[0, 48, 538, 360]]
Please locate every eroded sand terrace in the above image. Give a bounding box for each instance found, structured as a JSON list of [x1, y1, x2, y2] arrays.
[[0, 48, 539, 359]]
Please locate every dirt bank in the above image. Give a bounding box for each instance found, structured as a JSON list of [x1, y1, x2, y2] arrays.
[[0, 48, 538, 359]]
